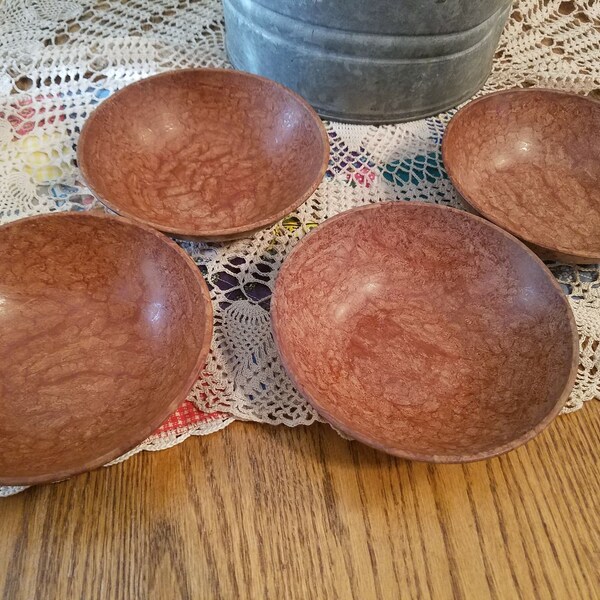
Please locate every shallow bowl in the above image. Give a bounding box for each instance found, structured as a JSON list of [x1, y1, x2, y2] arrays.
[[78, 69, 329, 241], [0, 212, 212, 485], [443, 89, 600, 263], [272, 202, 578, 462]]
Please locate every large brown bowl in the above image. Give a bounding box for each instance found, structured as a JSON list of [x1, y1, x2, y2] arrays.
[[0, 212, 213, 485], [77, 69, 329, 241], [271, 202, 578, 462], [442, 88, 600, 264]]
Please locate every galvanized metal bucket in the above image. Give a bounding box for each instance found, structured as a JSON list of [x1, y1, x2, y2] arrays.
[[223, 0, 512, 123]]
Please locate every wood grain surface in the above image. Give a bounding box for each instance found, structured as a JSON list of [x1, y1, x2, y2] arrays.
[[0, 403, 599, 600]]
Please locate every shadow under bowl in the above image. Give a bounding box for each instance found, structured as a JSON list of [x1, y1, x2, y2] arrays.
[[0, 212, 213, 485], [271, 202, 578, 462], [77, 68, 329, 241], [442, 88, 600, 264]]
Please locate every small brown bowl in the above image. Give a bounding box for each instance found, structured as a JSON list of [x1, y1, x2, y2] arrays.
[[442, 88, 600, 264], [272, 202, 578, 463], [0, 212, 212, 485], [77, 69, 329, 241]]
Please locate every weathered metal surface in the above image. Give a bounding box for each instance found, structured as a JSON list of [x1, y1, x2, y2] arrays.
[[224, 0, 512, 123]]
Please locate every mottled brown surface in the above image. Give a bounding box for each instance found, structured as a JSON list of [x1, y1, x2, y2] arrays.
[[442, 89, 600, 263], [78, 69, 329, 241], [0, 212, 213, 485], [272, 202, 578, 462]]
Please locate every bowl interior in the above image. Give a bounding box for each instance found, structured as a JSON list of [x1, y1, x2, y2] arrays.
[[443, 90, 600, 259], [0, 213, 212, 484], [272, 203, 576, 461], [78, 70, 328, 239]]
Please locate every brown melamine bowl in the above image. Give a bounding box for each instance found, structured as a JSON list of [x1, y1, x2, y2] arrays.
[[442, 88, 600, 264], [77, 69, 329, 241], [0, 212, 213, 485], [272, 202, 578, 463]]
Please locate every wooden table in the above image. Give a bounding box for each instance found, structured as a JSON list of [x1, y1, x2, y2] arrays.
[[1, 403, 599, 600]]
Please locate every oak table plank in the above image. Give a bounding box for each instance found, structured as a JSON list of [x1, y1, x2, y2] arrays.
[[0, 403, 599, 600]]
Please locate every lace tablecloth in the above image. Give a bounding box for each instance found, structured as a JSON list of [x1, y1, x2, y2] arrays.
[[1, 0, 599, 494]]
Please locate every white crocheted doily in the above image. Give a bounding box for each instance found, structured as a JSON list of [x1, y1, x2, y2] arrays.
[[0, 0, 599, 443]]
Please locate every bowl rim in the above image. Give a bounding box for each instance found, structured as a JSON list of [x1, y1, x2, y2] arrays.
[[271, 201, 580, 463], [0, 210, 214, 485], [77, 67, 330, 241], [442, 87, 600, 262]]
